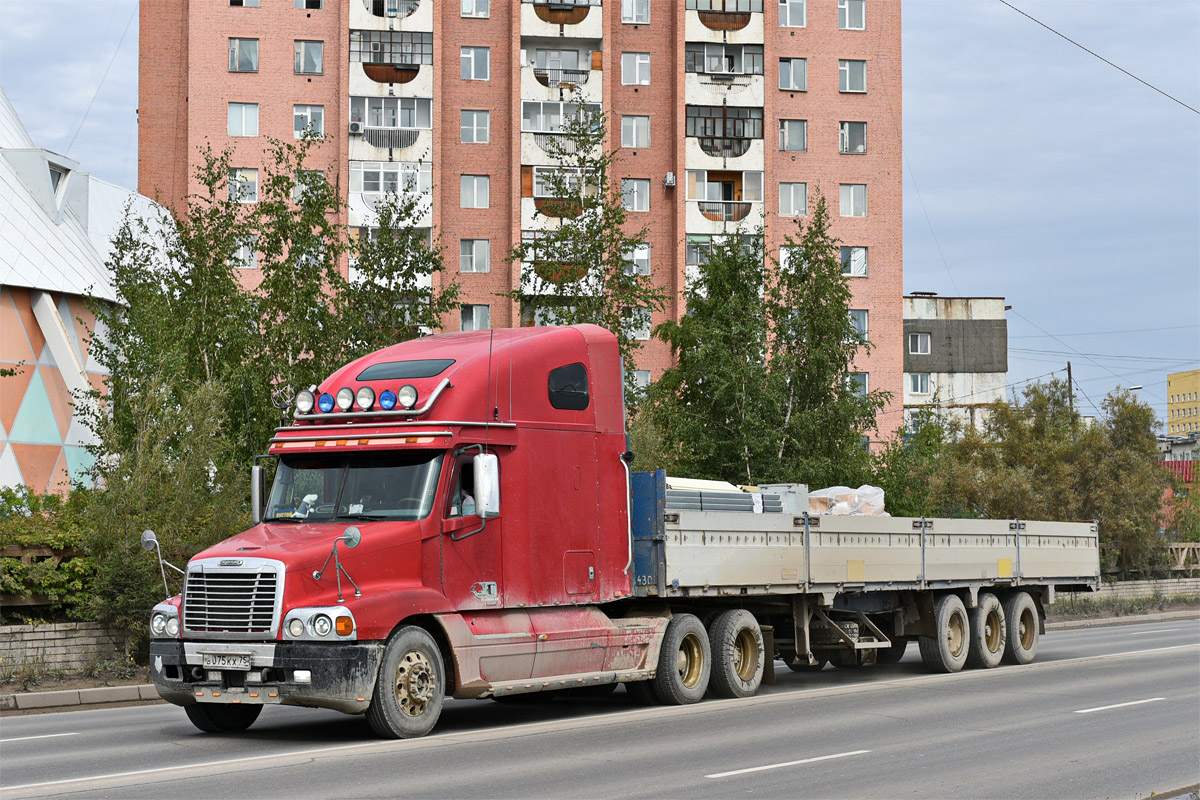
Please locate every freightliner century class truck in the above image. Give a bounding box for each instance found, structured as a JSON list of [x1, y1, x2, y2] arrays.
[[145, 325, 1101, 738]]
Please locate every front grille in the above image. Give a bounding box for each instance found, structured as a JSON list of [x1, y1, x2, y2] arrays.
[[183, 565, 279, 635]]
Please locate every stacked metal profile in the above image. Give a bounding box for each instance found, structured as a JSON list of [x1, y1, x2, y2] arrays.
[[664, 489, 783, 514]]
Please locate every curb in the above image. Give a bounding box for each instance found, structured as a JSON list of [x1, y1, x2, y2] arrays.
[[1045, 609, 1200, 631], [0, 683, 159, 712]]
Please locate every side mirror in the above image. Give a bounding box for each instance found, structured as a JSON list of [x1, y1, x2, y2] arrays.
[[342, 526, 362, 549], [250, 465, 266, 525], [141, 529, 159, 552], [474, 453, 500, 519]]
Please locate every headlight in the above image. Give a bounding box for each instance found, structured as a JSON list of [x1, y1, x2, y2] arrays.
[[287, 618, 306, 638], [336, 387, 354, 411], [379, 389, 397, 410], [355, 386, 375, 411], [397, 384, 418, 409], [317, 393, 335, 413], [295, 389, 315, 413], [166, 617, 179, 636], [310, 614, 333, 637], [151, 613, 167, 635]]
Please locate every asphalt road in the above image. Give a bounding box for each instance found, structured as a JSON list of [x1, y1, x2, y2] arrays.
[[2, 619, 1197, 800]]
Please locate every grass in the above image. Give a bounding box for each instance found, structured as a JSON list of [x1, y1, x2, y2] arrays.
[[0, 655, 69, 692], [1050, 592, 1200, 620]]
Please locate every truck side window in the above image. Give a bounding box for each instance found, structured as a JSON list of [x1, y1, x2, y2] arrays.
[[448, 460, 476, 518], [548, 362, 589, 410]]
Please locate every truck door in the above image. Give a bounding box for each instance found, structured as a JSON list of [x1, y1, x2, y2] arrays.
[[441, 451, 504, 609]]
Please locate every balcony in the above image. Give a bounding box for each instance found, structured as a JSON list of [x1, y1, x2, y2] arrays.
[[699, 201, 750, 222], [685, 5, 763, 44], [350, 30, 433, 88], [350, 0, 432, 31], [521, 0, 602, 39], [686, 169, 762, 233], [535, 68, 590, 89]]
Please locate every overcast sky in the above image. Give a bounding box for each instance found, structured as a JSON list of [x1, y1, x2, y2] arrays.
[[1, 0, 1197, 423]]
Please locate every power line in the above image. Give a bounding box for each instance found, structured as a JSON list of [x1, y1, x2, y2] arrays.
[[65, 2, 137, 155], [904, 153, 960, 295], [1010, 324, 1200, 340], [997, 0, 1200, 115], [1010, 348, 1196, 363]]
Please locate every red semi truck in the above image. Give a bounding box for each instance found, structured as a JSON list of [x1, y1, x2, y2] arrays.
[[146, 325, 1100, 737]]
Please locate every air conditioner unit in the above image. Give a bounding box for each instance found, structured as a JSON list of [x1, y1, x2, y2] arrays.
[[349, 121, 364, 135], [663, 172, 676, 188]]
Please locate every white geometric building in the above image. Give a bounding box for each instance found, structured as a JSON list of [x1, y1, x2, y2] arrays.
[[0, 86, 165, 494]]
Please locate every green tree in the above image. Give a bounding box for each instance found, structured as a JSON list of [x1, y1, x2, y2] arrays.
[[505, 99, 667, 401]]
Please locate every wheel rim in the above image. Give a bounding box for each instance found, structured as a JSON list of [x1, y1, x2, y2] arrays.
[[732, 629, 759, 680], [395, 650, 435, 717], [676, 632, 704, 688], [984, 608, 1003, 654], [1018, 607, 1036, 650], [946, 610, 966, 657]]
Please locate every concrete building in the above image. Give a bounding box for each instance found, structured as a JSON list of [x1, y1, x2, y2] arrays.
[[902, 293, 1008, 430], [1166, 368, 1200, 437], [0, 87, 165, 494], [138, 0, 904, 430]]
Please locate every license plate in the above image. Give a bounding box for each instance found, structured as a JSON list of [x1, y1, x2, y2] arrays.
[[201, 653, 251, 670]]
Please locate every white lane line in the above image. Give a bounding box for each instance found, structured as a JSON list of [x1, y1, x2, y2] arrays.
[[1075, 697, 1166, 714], [706, 750, 871, 779], [1127, 628, 1183, 635], [0, 732, 79, 743]]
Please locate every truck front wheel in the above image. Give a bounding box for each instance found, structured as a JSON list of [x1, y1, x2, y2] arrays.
[[184, 703, 262, 733], [652, 613, 710, 705], [367, 626, 445, 739], [707, 610, 764, 698], [918, 594, 969, 673]]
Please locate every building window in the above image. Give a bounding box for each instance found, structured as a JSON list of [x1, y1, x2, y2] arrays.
[[625, 243, 651, 275], [849, 372, 868, 397], [839, 59, 867, 92], [231, 235, 258, 269], [622, 0, 649, 23], [633, 370, 651, 393], [621, 115, 650, 148], [624, 307, 651, 341], [461, 304, 491, 331], [461, 110, 490, 143], [462, 0, 489, 17], [779, 58, 807, 91], [779, 0, 805, 27], [461, 47, 490, 80], [839, 0, 865, 29], [522, 101, 600, 133], [350, 30, 433, 64], [293, 169, 325, 203], [686, 106, 764, 141], [909, 332, 930, 354], [779, 245, 802, 273], [460, 239, 490, 273], [687, 170, 764, 202], [849, 309, 868, 342], [228, 168, 258, 203], [294, 105, 324, 138], [841, 246, 868, 276], [350, 161, 432, 195], [295, 0, 322, 8], [839, 121, 867, 154], [227, 102, 259, 137], [686, 0, 763, 9], [228, 38, 259, 72], [685, 43, 764, 76], [622, 179, 650, 212], [909, 373, 931, 395], [295, 40, 323, 74], [351, 97, 432, 130], [840, 183, 867, 217], [461, 175, 490, 208], [533, 166, 590, 198], [230, 0, 259, 7], [778, 119, 807, 151], [779, 182, 807, 217], [622, 52, 651, 86]]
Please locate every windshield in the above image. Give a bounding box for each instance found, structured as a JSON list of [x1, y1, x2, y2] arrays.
[[264, 451, 444, 523]]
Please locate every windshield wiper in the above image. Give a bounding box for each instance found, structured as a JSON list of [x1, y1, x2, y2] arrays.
[[337, 512, 389, 521], [264, 515, 307, 524]]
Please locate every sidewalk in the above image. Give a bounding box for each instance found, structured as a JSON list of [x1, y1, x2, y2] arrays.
[[3, 610, 1197, 713]]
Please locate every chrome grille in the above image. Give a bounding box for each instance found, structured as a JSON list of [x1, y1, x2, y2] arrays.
[[183, 559, 283, 639]]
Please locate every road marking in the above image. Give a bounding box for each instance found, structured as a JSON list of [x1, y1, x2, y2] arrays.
[[0, 732, 79, 743], [1127, 628, 1182, 635], [706, 749, 871, 779], [1075, 697, 1166, 714]]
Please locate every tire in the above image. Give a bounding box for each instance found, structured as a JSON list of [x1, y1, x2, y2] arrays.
[[626, 679, 659, 705], [967, 593, 1007, 669], [875, 637, 908, 665], [828, 649, 862, 668], [1002, 592, 1040, 665], [367, 626, 446, 739], [566, 682, 618, 698], [183, 703, 262, 733], [707, 610, 764, 698], [918, 594, 969, 673], [652, 613, 711, 705]]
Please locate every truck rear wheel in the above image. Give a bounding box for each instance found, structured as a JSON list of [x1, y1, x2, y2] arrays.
[[918, 594, 969, 673], [184, 703, 262, 733], [1002, 591, 1039, 665], [652, 613, 710, 705], [707, 610, 764, 698], [967, 592, 1006, 669], [367, 626, 445, 739]]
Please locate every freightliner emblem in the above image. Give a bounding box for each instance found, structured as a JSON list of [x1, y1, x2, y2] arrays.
[[219, 559, 244, 566]]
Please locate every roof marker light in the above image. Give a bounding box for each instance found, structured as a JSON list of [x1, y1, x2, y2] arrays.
[[295, 390, 315, 414], [397, 384, 418, 409], [379, 390, 397, 410], [336, 387, 354, 411], [356, 386, 375, 411], [317, 393, 335, 413]]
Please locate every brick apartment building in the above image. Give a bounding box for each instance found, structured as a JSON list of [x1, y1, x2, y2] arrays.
[[138, 0, 903, 432]]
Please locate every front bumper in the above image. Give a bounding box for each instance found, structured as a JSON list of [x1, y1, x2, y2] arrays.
[[150, 640, 383, 714]]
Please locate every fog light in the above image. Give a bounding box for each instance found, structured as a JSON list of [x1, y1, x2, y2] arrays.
[[335, 616, 354, 637], [336, 387, 354, 411], [293, 670, 312, 684], [151, 613, 166, 636], [295, 389, 315, 413], [379, 390, 397, 410], [355, 386, 375, 410], [310, 614, 332, 637], [397, 384, 418, 409], [317, 393, 335, 413], [287, 618, 306, 638], [166, 617, 180, 636]]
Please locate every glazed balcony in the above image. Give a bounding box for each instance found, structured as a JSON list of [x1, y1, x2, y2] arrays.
[[349, 0, 432, 31], [521, 0, 602, 39], [684, 2, 763, 45], [349, 30, 434, 93], [684, 105, 764, 168], [684, 43, 765, 106]]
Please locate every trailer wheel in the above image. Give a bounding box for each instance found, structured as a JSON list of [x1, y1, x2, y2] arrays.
[[184, 703, 262, 733], [1002, 591, 1039, 665], [967, 592, 1006, 669], [625, 679, 659, 705], [918, 594, 969, 673], [652, 613, 710, 705], [876, 636, 909, 665], [367, 626, 445, 739], [707, 610, 764, 698]]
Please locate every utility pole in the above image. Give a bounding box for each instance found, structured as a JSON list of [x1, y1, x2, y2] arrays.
[[1066, 361, 1074, 414]]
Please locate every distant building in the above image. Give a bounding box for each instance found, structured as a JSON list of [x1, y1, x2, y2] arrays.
[[902, 293, 1007, 431], [1158, 433, 1198, 462], [1166, 369, 1200, 437], [0, 87, 166, 495]]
